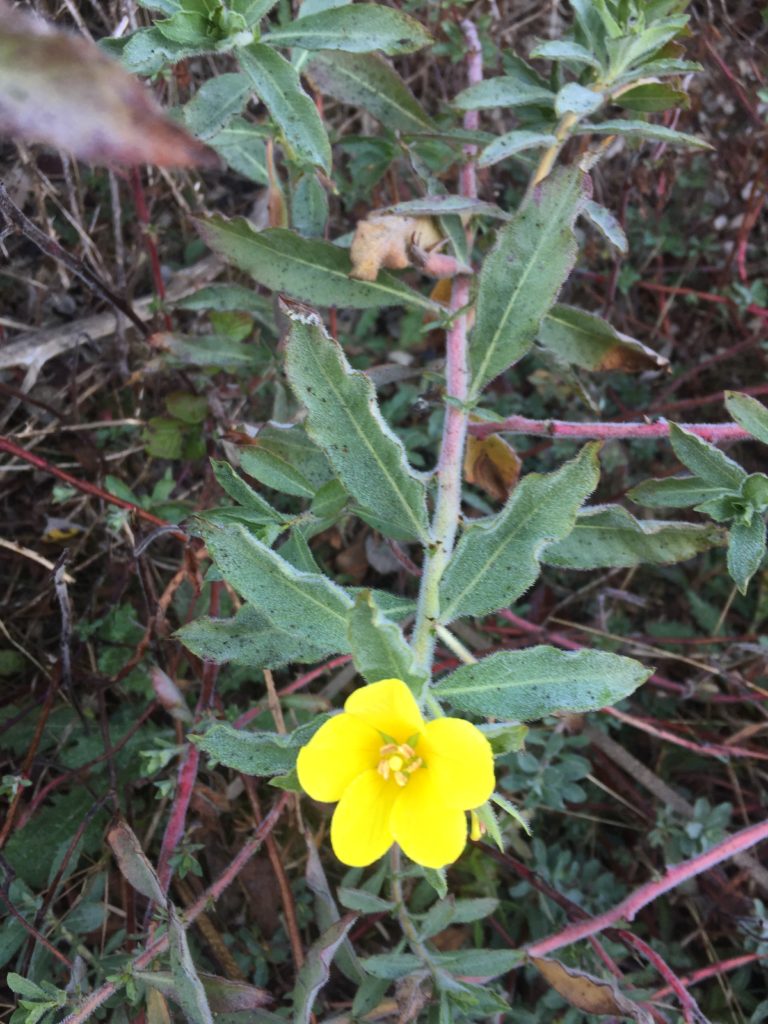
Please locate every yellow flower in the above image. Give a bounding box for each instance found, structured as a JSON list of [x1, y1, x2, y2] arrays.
[[296, 678, 495, 869]]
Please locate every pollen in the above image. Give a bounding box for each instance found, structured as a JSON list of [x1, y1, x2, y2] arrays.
[[377, 741, 423, 786]]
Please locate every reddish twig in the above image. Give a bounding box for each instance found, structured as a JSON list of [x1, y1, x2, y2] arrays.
[[0, 436, 179, 531], [526, 817, 768, 958], [615, 931, 700, 1024], [232, 655, 352, 730], [129, 168, 173, 332], [0, 886, 74, 970], [60, 793, 290, 1024], [468, 416, 751, 442], [652, 952, 767, 999], [603, 706, 768, 763]]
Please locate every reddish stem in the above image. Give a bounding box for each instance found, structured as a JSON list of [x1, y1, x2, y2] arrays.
[[0, 435, 177, 531], [603, 706, 768, 763], [652, 952, 767, 999], [526, 817, 768, 958], [616, 931, 699, 1024], [469, 416, 751, 443], [129, 168, 173, 332]]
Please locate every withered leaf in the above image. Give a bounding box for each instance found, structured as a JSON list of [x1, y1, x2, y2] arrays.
[[531, 957, 653, 1023], [350, 214, 442, 281], [107, 819, 166, 907], [0, 1, 217, 168], [464, 433, 521, 503]]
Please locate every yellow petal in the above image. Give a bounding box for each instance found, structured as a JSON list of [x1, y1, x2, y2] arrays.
[[390, 771, 467, 869], [344, 678, 424, 744], [422, 717, 495, 810], [330, 769, 398, 867], [297, 713, 381, 803]]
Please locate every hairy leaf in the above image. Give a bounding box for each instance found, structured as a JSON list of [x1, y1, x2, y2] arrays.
[[628, 475, 733, 509], [440, 444, 600, 622], [293, 916, 357, 1024], [725, 391, 768, 445], [196, 217, 438, 311], [436, 646, 650, 721], [193, 718, 329, 776], [107, 821, 166, 906], [728, 515, 766, 594], [348, 590, 426, 692], [207, 117, 269, 183], [263, 5, 432, 55], [543, 504, 724, 569], [478, 130, 557, 169], [283, 307, 430, 542], [575, 119, 711, 148], [469, 166, 586, 397], [669, 423, 746, 490], [453, 76, 555, 111], [538, 304, 667, 372]]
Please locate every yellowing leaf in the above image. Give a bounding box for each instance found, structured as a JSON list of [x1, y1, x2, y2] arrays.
[[464, 434, 521, 503], [0, 1, 216, 167], [349, 215, 442, 281], [531, 958, 652, 1023]]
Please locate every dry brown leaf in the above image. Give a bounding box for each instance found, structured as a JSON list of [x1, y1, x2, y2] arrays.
[[0, 1, 217, 167], [531, 957, 653, 1022], [349, 214, 442, 281], [464, 433, 521, 503]]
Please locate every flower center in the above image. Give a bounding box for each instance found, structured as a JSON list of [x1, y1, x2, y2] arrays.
[[377, 742, 423, 787]]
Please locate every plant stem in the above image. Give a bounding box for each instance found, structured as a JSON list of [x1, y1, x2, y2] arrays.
[[530, 112, 580, 188], [411, 19, 481, 682], [468, 414, 752, 443], [390, 846, 440, 984]]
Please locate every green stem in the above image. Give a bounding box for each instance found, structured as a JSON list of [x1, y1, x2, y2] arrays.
[[390, 846, 440, 983]]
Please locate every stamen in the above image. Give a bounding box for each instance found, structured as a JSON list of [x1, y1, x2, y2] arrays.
[[376, 740, 424, 785]]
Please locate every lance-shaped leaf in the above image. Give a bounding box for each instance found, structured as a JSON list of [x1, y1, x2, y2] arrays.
[[469, 166, 586, 398], [107, 821, 166, 906], [529, 39, 603, 70], [207, 117, 269, 184], [193, 718, 330, 776], [543, 504, 724, 569], [728, 515, 766, 594], [581, 198, 628, 254], [293, 915, 357, 1024], [136, 972, 271, 1013], [168, 907, 214, 1024], [238, 42, 331, 170], [574, 120, 711, 148], [196, 217, 438, 312], [263, 5, 432, 55], [306, 51, 433, 133], [439, 444, 600, 622], [238, 426, 335, 499], [538, 304, 667, 372], [305, 841, 365, 985], [284, 307, 430, 543], [725, 391, 768, 445], [348, 590, 426, 692], [435, 646, 650, 721], [669, 423, 746, 491], [176, 604, 340, 668], [199, 520, 352, 650], [531, 958, 652, 1023], [478, 130, 557, 169], [453, 76, 555, 111], [380, 196, 511, 220], [180, 72, 251, 140], [211, 460, 286, 524], [628, 475, 733, 509], [0, 1, 216, 167]]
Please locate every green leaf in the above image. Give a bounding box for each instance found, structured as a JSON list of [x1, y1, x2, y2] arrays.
[[199, 520, 353, 649], [239, 426, 335, 499], [174, 284, 274, 321], [154, 332, 261, 368], [136, 971, 270, 1013], [529, 39, 603, 70], [238, 42, 331, 170], [478, 130, 557, 169], [193, 718, 329, 775], [306, 51, 433, 132], [231, 0, 279, 26], [574, 119, 711, 148], [728, 515, 766, 594], [380, 196, 511, 220], [628, 475, 733, 509], [453, 76, 555, 111], [543, 504, 724, 569], [337, 887, 395, 914], [107, 820, 166, 905], [168, 906, 215, 1024], [181, 72, 251, 140], [362, 948, 522, 980], [292, 171, 329, 237], [580, 199, 628, 255], [177, 604, 339, 667], [348, 590, 426, 692], [555, 82, 603, 116], [725, 391, 768, 445], [263, 5, 432, 55], [293, 916, 357, 1024], [210, 460, 286, 523], [469, 166, 586, 397], [479, 721, 528, 755], [614, 82, 689, 113], [538, 304, 666, 372], [304, 841, 365, 985], [120, 27, 214, 75], [439, 444, 600, 622], [669, 423, 746, 490], [207, 117, 269, 183], [284, 308, 430, 542], [419, 897, 498, 939], [195, 218, 438, 312], [166, 391, 208, 423], [143, 417, 183, 459], [435, 646, 651, 721]]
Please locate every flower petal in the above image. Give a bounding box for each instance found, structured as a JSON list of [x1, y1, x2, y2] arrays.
[[390, 770, 467, 869], [422, 717, 495, 810], [297, 713, 381, 803], [330, 769, 398, 867], [344, 677, 424, 743]]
